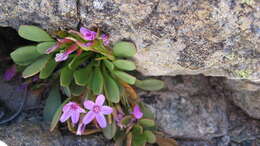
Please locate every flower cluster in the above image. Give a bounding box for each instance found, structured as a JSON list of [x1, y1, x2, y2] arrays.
[[45, 27, 110, 62], [60, 94, 113, 135]]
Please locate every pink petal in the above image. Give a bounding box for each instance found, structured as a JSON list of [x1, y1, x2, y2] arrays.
[[76, 122, 86, 135], [80, 27, 96, 40], [95, 94, 105, 106], [55, 52, 68, 62], [84, 100, 95, 110], [46, 44, 59, 54], [71, 112, 80, 124], [96, 113, 107, 128], [62, 103, 71, 112], [80, 27, 88, 35], [77, 106, 86, 113], [133, 105, 143, 119], [60, 111, 71, 123], [101, 106, 113, 115], [82, 111, 95, 125]]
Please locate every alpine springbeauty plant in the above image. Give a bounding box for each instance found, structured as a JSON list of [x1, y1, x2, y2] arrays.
[[10, 25, 168, 145]]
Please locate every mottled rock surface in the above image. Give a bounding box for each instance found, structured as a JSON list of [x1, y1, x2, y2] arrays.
[[141, 76, 228, 140], [0, 0, 259, 81], [225, 79, 260, 119], [0, 121, 109, 146]]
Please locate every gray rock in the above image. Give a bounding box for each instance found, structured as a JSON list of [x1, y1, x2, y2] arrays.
[[0, 121, 110, 146], [0, 0, 259, 81], [0, 0, 78, 32], [141, 76, 228, 140], [225, 79, 260, 119]]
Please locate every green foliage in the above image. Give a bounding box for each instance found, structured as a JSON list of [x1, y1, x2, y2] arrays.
[[112, 41, 136, 58], [10, 25, 166, 145], [18, 25, 54, 42], [22, 55, 49, 78], [43, 86, 61, 122]]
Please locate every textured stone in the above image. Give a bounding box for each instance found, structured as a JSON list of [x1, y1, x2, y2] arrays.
[[225, 79, 260, 119], [0, 121, 110, 146], [0, 0, 259, 81], [141, 75, 228, 140]]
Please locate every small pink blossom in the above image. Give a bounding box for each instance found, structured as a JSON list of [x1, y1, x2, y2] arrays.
[[101, 34, 110, 46], [80, 27, 97, 40], [60, 102, 85, 124], [55, 52, 69, 62], [132, 105, 143, 119], [82, 94, 113, 128]]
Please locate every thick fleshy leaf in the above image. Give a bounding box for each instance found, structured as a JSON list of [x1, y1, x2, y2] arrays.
[[139, 103, 154, 119], [135, 79, 164, 91], [11, 46, 42, 65], [43, 86, 61, 122], [103, 70, 120, 103], [103, 60, 114, 71], [18, 25, 54, 42], [22, 55, 49, 78], [132, 133, 147, 146], [102, 121, 117, 140], [36, 42, 56, 54], [139, 119, 155, 128], [112, 41, 136, 58], [73, 65, 92, 86], [60, 67, 73, 87], [68, 52, 90, 70], [90, 67, 104, 94], [70, 83, 85, 96], [40, 58, 58, 79], [61, 86, 71, 97], [113, 71, 136, 85], [132, 124, 143, 136], [50, 97, 71, 131], [144, 130, 156, 144], [113, 59, 136, 71]]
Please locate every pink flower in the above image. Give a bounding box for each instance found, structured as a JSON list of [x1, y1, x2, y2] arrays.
[[80, 27, 97, 40], [76, 122, 86, 135], [132, 105, 143, 119], [82, 94, 113, 128], [55, 52, 69, 62], [101, 34, 110, 46], [60, 102, 85, 124], [55, 44, 78, 62], [46, 39, 72, 54], [3, 65, 16, 81]]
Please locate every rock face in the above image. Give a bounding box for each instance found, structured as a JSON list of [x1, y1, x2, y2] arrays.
[[225, 79, 260, 119], [0, 121, 109, 146], [0, 0, 259, 81], [141, 76, 228, 140]]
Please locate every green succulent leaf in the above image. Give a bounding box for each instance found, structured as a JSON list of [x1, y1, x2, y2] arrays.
[[70, 83, 85, 96], [61, 86, 71, 98], [43, 86, 61, 122], [139, 103, 154, 119], [139, 119, 155, 128], [135, 79, 164, 91], [50, 97, 71, 131], [68, 52, 90, 70], [132, 133, 147, 146], [18, 25, 54, 42], [103, 60, 114, 71], [113, 59, 136, 71], [60, 67, 74, 87], [10, 45, 42, 66], [112, 41, 136, 58], [102, 121, 117, 140], [90, 67, 104, 94], [103, 70, 120, 103], [144, 130, 156, 144], [40, 58, 58, 79], [132, 124, 143, 136], [113, 71, 136, 85], [73, 65, 93, 86], [36, 42, 56, 54], [22, 55, 49, 78]]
